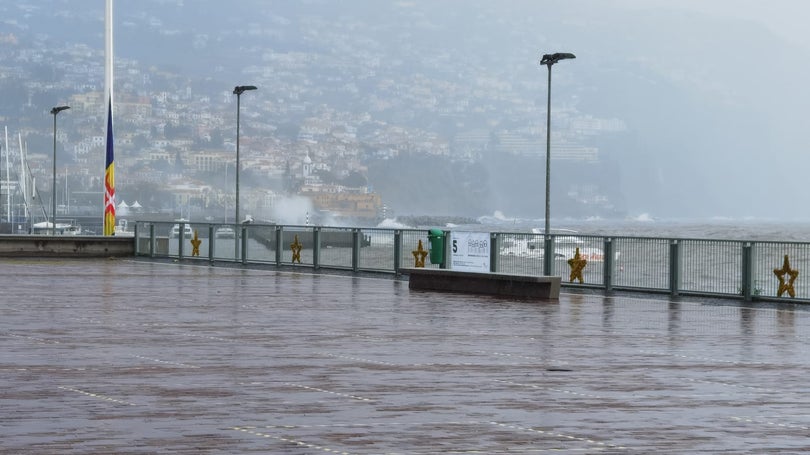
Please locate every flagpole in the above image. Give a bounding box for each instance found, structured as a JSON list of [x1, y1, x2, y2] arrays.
[[103, 0, 116, 236]]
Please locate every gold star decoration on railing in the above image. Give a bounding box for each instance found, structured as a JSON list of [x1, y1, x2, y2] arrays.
[[773, 254, 799, 298], [567, 247, 587, 283], [290, 234, 303, 264], [412, 239, 428, 268], [190, 230, 202, 257]]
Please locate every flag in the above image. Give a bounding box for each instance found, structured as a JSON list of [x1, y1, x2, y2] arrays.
[[103, 0, 115, 236], [103, 97, 115, 236]]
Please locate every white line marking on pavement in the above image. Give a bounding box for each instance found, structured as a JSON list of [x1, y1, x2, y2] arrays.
[[283, 382, 374, 402], [489, 422, 628, 451], [58, 386, 136, 406], [129, 354, 200, 369], [638, 350, 768, 366], [4, 332, 61, 344], [233, 422, 615, 453], [494, 379, 605, 399], [730, 416, 810, 431], [231, 426, 352, 454], [178, 332, 236, 343], [257, 421, 483, 429], [681, 377, 779, 394], [476, 350, 570, 365], [317, 352, 398, 366]]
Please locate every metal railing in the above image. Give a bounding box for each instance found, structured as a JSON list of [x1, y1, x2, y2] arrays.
[[133, 220, 810, 302]]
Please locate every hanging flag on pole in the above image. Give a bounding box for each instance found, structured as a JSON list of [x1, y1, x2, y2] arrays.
[[103, 0, 116, 236], [104, 97, 115, 235]]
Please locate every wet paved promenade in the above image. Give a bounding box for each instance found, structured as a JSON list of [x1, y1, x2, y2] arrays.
[[3, 258, 810, 454]]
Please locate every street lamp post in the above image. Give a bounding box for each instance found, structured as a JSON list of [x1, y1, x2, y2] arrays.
[[540, 52, 574, 275], [50, 105, 70, 236], [233, 85, 256, 259]]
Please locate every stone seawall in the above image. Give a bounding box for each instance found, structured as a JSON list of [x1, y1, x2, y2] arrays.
[[0, 236, 134, 257]]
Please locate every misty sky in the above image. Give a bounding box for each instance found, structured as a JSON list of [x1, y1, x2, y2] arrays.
[[635, 0, 810, 49], [532, 0, 810, 221], [5, 0, 810, 222]]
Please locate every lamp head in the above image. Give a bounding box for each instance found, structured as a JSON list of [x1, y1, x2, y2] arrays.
[[50, 105, 70, 115], [233, 85, 258, 95], [540, 53, 576, 66]]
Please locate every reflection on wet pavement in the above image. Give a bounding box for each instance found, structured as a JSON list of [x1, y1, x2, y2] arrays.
[[3, 258, 810, 453]]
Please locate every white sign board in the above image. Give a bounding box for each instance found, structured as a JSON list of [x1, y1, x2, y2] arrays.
[[450, 231, 490, 272]]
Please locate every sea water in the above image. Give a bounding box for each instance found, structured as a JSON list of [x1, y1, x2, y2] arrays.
[[443, 218, 810, 242]]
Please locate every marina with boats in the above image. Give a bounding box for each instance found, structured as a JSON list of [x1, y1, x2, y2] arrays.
[[31, 221, 83, 236], [0, 128, 48, 235]]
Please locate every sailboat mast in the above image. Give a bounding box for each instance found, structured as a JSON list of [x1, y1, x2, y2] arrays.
[[18, 133, 27, 225]]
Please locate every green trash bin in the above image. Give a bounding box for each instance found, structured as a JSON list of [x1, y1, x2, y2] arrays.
[[427, 228, 444, 265]]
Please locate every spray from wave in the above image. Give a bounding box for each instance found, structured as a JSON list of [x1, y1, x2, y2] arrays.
[[630, 213, 655, 222], [376, 218, 413, 229]]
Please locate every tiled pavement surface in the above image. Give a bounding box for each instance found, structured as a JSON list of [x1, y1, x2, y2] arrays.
[[3, 258, 810, 454]]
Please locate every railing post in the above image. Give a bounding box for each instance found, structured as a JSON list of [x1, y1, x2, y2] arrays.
[[133, 222, 140, 255], [208, 225, 215, 263], [149, 223, 155, 258], [741, 242, 754, 301], [178, 222, 185, 260], [543, 235, 554, 276], [394, 230, 402, 274], [313, 226, 321, 270], [603, 237, 613, 292], [241, 226, 248, 265], [352, 229, 361, 272], [490, 233, 500, 273], [669, 239, 680, 297], [275, 226, 283, 266], [441, 230, 450, 269]]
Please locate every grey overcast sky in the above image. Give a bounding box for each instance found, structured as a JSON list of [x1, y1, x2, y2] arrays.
[[623, 0, 810, 49], [6, 0, 810, 221]]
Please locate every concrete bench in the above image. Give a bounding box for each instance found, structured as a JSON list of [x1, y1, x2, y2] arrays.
[[404, 268, 561, 300]]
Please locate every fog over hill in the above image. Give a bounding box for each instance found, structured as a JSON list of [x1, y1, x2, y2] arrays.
[[1, 0, 809, 221]]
